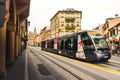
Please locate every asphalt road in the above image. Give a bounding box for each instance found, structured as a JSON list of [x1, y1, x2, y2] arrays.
[[27, 46, 120, 80], [2, 46, 120, 80]]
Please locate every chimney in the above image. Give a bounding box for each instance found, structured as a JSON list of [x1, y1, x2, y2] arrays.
[[115, 14, 119, 18]]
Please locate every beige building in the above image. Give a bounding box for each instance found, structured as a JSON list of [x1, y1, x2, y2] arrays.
[[46, 26, 51, 39], [50, 8, 82, 38], [95, 14, 120, 49], [34, 35, 40, 46], [102, 15, 120, 41]]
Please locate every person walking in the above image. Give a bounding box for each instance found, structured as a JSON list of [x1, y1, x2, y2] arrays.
[[116, 44, 120, 57], [111, 44, 116, 55]]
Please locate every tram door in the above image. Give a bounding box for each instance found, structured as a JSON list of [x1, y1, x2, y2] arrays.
[[81, 32, 96, 60], [65, 38, 77, 57]]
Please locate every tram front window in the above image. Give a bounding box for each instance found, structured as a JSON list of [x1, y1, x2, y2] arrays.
[[93, 38, 109, 50]]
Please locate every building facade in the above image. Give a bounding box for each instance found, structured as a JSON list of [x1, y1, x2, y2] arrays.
[[50, 8, 82, 38], [28, 31, 37, 46], [27, 27, 38, 46], [41, 27, 47, 40], [34, 35, 40, 46], [0, 0, 30, 78], [95, 24, 104, 35], [95, 15, 120, 49], [103, 16, 120, 42]]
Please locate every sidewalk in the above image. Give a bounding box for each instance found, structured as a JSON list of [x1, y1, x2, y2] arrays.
[[109, 54, 120, 63], [1, 53, 25, 80]]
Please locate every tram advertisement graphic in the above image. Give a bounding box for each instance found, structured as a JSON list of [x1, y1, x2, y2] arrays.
[[54, 38, 58, 49]]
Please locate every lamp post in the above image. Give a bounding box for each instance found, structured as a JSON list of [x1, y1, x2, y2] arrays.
[[27, 21, 30, 27]]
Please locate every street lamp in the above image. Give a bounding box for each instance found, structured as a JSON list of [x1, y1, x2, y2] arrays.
[[27, 21, 30, 27]]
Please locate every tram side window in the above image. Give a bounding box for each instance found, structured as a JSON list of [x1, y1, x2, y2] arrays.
[[68, 39, 71, 50], [65, 39, 71, 50], [42, 41, 45, 48], [51, 40, 54, 48], [48, 40, 52, 48], [65, 40, 69, 50], [64, 38, 77, 51], [48, 41, 50, 48], [67, 39, 74, 50], [59, 40, 64, 50], [72, 38, 77, 51]]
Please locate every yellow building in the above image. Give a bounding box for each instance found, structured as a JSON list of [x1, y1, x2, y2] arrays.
[[50, 8, 82, 38], [46, 26, 51, 39]]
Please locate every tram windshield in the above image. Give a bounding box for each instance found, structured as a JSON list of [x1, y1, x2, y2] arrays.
[[93, 37, 109, 50], [88, 31, 109, 50]]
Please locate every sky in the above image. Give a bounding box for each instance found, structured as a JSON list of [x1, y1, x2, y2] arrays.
[[28, 0, 120, 33]]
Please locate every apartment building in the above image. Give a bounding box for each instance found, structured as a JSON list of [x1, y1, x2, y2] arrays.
[[103, 15, 120, 42], [50, 8, 82, 38], [95, 14, 120, 49]]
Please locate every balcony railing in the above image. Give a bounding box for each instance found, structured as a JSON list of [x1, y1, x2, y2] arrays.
[[65, 25, 75, 30], [65, 17, 75, 22]]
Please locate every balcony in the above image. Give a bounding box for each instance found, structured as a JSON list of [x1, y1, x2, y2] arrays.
[[65, 17, 75, 22], [65, 25, 75, 30]]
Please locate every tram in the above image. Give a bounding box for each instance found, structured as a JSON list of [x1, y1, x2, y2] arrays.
[[41, 30, 111, 61]]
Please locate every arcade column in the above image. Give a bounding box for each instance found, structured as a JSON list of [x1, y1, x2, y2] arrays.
[[14, 32, 19, 59], [14, 17, 20, 59], [0, 24, 7, 78], [0, 0, 10, 77], [6, 24, 16, 65]]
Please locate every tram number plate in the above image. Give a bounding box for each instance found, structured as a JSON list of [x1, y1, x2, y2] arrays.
[[104, 56, 108, 58]]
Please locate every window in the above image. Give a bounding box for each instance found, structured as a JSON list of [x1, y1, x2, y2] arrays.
[[61, 24, 64, 26], [61, 22, 64, 26], [71, 24, 74, 26], [66, 24, 69, 27], [110, 31, 112, 37], [76, 22, 79, 26], [113, 29, 115, 35], [59, 40, 64, 50], [61, 16, 64, 18]]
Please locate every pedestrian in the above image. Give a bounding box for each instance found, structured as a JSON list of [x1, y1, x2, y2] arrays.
[[116, 44, 120, 57], [111, 44, 116, 55]]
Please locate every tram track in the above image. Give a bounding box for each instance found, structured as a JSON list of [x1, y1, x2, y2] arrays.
[[27, 47, 120, 80], [39, 49, 120, 73], [31, 48, 111, 80], [34, 47, 120, 73], [40, 52, 109, 80]]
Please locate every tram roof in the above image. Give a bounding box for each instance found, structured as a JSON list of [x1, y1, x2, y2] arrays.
[[57, 32, 78, 39], [42, 30, 100, 41]]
